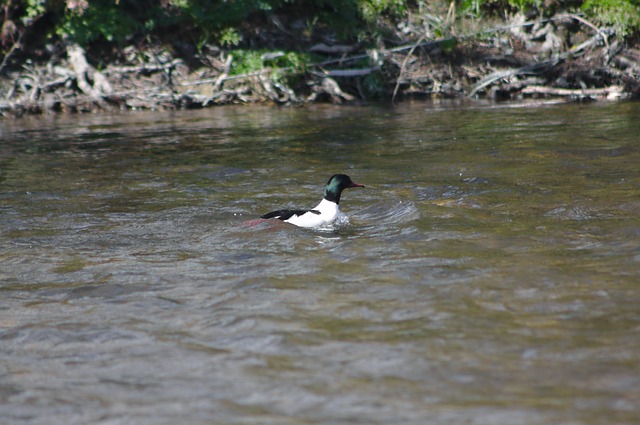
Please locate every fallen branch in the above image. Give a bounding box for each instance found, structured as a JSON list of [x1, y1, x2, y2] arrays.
[[522, 85, 625, 99], [392, 34, 427, 103], [469, 29, 607, 97], [42, 76, 71, 91], [314, 68, 376, 77], [104, 59, 183, 75], [310, 43, 358, 55], [556, 14, 609, 49]]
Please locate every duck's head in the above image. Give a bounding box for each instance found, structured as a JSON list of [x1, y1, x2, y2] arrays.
[[324, 174, 364, 204]]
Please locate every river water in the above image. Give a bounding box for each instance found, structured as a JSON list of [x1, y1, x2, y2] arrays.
[[1, 100, 639, 424]]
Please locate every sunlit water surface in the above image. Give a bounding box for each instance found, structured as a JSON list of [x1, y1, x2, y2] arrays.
[[1, 101, 639, 424]]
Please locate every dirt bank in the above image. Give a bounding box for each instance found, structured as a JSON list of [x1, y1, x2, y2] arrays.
[[1, 12, 639, 117]]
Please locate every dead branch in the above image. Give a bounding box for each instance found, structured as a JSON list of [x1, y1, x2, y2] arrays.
[[392, 34, 427, 103], [469, 29, 608, 97], [310, 43, 358, 55], [104, 59, 183, 75], [314, 68, 376, 77], [522, 85, 625, 99]]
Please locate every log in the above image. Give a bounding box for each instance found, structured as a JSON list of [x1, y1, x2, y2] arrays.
[[522, 85, 625, 99]]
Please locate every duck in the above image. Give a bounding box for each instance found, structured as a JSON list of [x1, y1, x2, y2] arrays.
[[260, 174, 364, 228]]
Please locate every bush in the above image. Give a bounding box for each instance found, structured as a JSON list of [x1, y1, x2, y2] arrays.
[[230, 49, 311, 75], [19, 0, 406, 50], [463, 0, 640, 36], [582, 0, 640, 36], [58, 1, 140, 45], [2, 0, 639, 56]]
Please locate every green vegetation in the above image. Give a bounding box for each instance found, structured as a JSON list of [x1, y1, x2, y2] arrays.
[[463, 0, 640, 35], [582, 0, 640, 36], [4, 0, 407, 47], [230, 50, 312, 74], [0, 0, 638, 108], [58, 1, 139, 44], [3, 0, 635, 54], [1, 0, 640, 72]]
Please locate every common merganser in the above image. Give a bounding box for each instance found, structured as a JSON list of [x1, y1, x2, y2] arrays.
[[260, 174, 364, 228]]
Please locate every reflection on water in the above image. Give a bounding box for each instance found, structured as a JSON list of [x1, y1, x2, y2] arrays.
[[1, 101, 639, 424]]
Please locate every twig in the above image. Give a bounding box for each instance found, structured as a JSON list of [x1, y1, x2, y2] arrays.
[[555, 13, 611, 53], [392, 34, 426, 104], [42, 76, 71, 91]]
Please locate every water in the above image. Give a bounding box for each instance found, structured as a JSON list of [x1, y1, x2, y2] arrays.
[[1, 100, 639, 424]]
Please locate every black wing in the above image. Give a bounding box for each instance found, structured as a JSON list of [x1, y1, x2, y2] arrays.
[[260, 209, 320, 221]]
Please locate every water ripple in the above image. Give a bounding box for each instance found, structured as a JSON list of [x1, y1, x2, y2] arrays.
[[356, 200, 420, 226]]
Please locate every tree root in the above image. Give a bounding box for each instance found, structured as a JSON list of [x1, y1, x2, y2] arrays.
[[67, 43, 113, 101]]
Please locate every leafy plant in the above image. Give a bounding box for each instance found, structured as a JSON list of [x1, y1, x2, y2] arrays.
[[460, 0, 640, 36], [25, 0, 46, 19], [582, 0, 640, 36], [231, 50, 266, 75], [219, 27, 241, 48], [4, 0, 640, 57], [58, 0, 139, 44], [168, 0, 285, 41], [231, 49, 312, 75]]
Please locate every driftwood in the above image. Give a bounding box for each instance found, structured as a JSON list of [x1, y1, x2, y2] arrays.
[[522, 85, 624, 99]]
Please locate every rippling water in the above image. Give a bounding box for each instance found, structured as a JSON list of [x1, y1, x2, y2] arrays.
[[1, 101, 639, 424]]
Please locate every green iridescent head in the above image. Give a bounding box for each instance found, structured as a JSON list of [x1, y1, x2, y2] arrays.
[[323, 174, 364, 204]]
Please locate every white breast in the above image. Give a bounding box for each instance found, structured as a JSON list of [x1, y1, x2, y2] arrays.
[[285, 199, 340, 228]]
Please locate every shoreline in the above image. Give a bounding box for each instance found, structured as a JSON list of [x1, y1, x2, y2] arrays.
[[2, 13, 639, 118]]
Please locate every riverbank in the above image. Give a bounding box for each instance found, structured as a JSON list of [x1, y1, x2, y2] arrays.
[[1, 11, 639, 117]]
